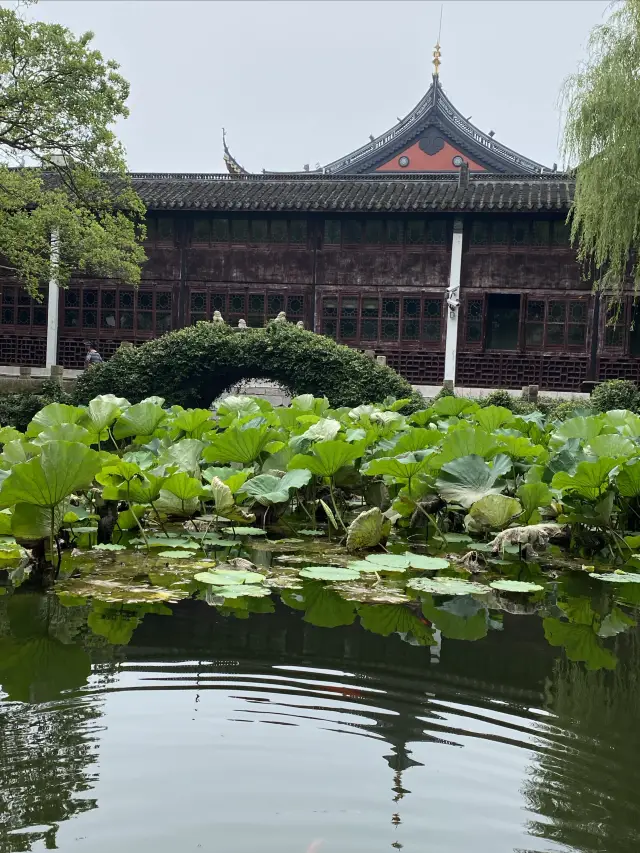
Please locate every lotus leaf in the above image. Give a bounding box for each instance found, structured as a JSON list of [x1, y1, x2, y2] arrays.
[[158, 439, 205, 475], [404, 553, 449, 570], [172, 408, 214, 436], [587, 434, 636, 458], [467, 495, 522, 530], [436, 454, 508, 509], [489, 579, 544, 592], [113, 402, 167, 439], [422, 594, 489, 641], [299, 566, 361, 581], [364, 553, 411, 570], [615, 459, 640, 497], [92, 543, 127, 552], [551, 457, 617, 500], [517, 481, 553, 524], [543, 617, 616, 670], [474, 406, 514, 432], [157, 550, 198, 559], [551, 415, 605, 448], [299, 418, 342, 443], [590, 571, 640, 583], [221, 526, 267, 536], [281, 582, 356, 628], [195, 569, 265, 585], [27, 402, 86, 436], [345, 507, 389, 551], [203, 425, 272, 464], [407, 577, 488, 595], [84, 398, 122, 434], [597, 607, 636, 637], [392, 428, 442, 455], [432, 397, 479, 417], [363, 453, 430, 482], [357, 603, 435, 644], [212, 584, 271, 599], [434, 427, 498, 467], [289, 439, 365, 478], [299, 528, 324, 536], [33, 423, 94, 446]]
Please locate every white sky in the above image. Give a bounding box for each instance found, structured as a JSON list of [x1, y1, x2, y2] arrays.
[[33, 0, 610, 174]]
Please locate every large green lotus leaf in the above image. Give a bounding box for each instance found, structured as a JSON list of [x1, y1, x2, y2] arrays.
[[517, 481, 553, 524], [238, 474, 288, 506], [363, 453, 430, 481], [433, 428, 498, 468], [436, 454, 507, 509], [543, 617, 616, 671], [550, 415, 605, 449], [615, 459, 640, 497], [473, 406, 514, 432], [299, 566, 361, 581], [221, 526, 266, 536], [162, 472, 205, 502], [84, 398, 122, 433], [346, 507, 389, 551], [365, 553, 411, 570], [405, 553, 449, 570], [357, 603, 435, 644], [158, 439, 205, 475], [33, 423, 94, 446], [203, 425, 272, 464], [11, 502, 64, 540], [155, 489, 199, 517], [117, 505, 149, 530], [590, 570, 640, 583], [468, 494, 522, 530], [422, 594, 488, 641], [0, 426, 22, 445], [497, 435, 546, 462], [27, 402, 86, 436], [172, 408, 214, 436], [393, 428, 442, 455], [113, 402, 167, 440], [281, 468, 313, 490], [299, 417, 342, 443], [432, 397, 479, 417], [195, 569, 265, 585], [92, 393, 131, 410], [0, 439, 40, 467], [289, 439, 365, 478], [0, 441, 102, 509], [407, 577, 488, 595], [551, 457, 617, 500], [490, 579, 544, 592], [126, 472, 166, 504], [0, 537, 25, 561], [207, 476, 236, 515], [211, 584, 271, 599], [587, 434, 636, 459], [157, 549, 197, 559]]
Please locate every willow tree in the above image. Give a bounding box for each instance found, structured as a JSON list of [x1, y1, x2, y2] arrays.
[[0, 3, 146, 296], [562, 0, 640, 295]]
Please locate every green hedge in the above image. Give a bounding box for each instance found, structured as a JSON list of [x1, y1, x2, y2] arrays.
[[0, 380, 72, 431], [73, 321, 422, 409]]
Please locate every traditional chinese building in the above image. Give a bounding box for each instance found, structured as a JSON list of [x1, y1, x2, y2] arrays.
[[0, 48, 635, 391]]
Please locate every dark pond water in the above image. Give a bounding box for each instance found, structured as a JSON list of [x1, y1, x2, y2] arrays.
[[1, 586, 640, 853]]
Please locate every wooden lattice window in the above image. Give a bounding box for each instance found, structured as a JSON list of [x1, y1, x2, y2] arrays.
[[465, 298, 484, 344], [189, 288, 305, 326], [321, 293, 443, 345], [532, 221, 550, 246], [605, 302, 625, 349], [63, 286, 172, 335], [0, 285, 47, 330], [525, 298, 588, 350], [552, 221, 571, 246], [324, 220, 341, 245]]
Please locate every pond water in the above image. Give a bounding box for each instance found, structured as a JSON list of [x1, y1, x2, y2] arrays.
[[1, 576, 640, 853]]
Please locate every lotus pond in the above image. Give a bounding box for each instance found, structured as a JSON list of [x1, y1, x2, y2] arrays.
[[2, 393, 640, 850]]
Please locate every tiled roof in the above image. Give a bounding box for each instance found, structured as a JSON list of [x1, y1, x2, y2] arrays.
[[130, 172, 574, 214]]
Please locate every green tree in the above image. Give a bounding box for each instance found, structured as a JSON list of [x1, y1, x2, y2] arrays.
[[0, 2, 145, 296], [562, 0, 640, 295]]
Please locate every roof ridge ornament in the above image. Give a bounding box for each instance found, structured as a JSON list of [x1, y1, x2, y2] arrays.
[[432, 41, 441, 77], [222, 127, 248, 177]]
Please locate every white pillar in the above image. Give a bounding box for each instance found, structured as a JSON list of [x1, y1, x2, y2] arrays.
[[46, 228, 60, 369], [444, 217, 463, 385]]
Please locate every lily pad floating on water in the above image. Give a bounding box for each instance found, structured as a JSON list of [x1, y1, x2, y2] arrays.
[[590, 571, 640, 584], [221, 526, 267, 537], [298, 529, 324, 536], [489, 579, 544, 592], [195, 569, 265, 585], [405, 553, 450, 571], [299, 566, 361, 581], [364, 553, 411, 571], [407, 577, 489, 596], [131, 536, 196, 549], [157, 550, 198, 559], [211, 584, 271, 599], [333, 582, 410, 605]]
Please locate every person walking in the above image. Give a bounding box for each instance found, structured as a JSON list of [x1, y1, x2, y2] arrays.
[[83, 340, 104, 369]]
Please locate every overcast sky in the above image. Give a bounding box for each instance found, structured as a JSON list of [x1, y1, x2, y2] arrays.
[[34, 0, 609, 174]]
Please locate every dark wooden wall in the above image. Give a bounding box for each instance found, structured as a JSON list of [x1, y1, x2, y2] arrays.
[[0, 210, 637, 392]]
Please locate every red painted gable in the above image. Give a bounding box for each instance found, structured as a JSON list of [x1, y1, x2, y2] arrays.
[[376, 139, 486, 173]]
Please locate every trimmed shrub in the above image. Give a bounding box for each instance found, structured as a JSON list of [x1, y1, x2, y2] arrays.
[[481, 389, 514, 409], [547, 400, 594, 421], [590, 379, 640, 414], [73, 321, 422, 409], [0, 380, 72, 432]]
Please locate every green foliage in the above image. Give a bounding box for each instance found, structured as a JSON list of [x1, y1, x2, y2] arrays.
[[562, 0, 640, 294], [73, 322, 421, 410], [0, 6, 146, 295], [590, 380, 640, 414], [0, 380, 72, 432]]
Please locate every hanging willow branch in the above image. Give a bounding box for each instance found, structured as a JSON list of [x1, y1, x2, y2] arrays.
[[562, 0, 640, 299]]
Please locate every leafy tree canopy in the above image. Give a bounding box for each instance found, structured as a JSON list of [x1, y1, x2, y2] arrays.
[[563, 0, 640, 295], [0, 1, 145, 295]]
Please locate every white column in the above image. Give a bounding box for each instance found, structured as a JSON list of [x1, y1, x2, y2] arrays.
[[46, 228, 60, 369], [444, 217, 463, 386]]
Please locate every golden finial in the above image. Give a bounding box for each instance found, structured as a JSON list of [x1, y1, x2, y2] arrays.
[[432, 41, 441, 76]]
